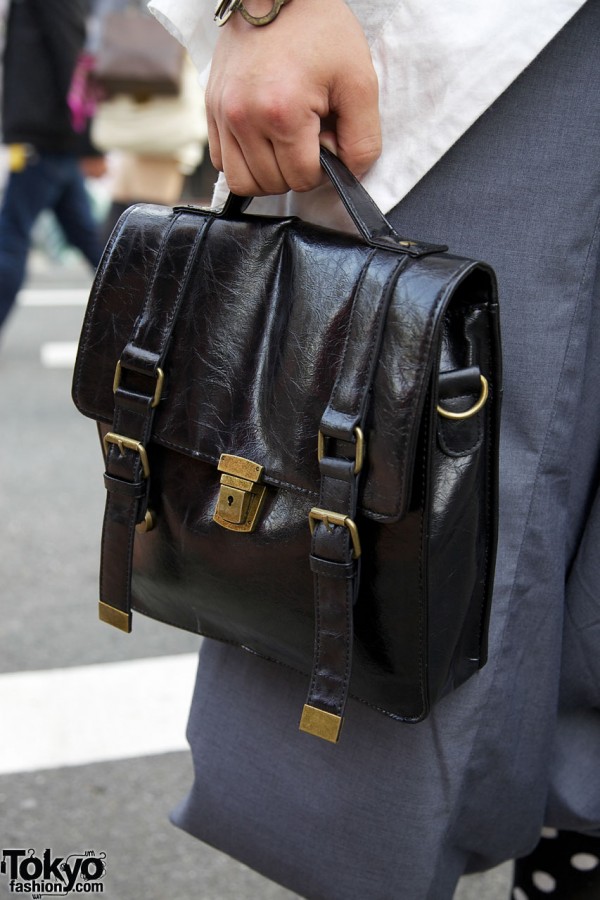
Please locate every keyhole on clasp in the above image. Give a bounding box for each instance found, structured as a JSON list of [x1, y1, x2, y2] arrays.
[[227, 495, 234, 506]]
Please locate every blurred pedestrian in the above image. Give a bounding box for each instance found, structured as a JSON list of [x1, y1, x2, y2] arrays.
[[84, 0, 206, 241], [99, 146, 202, 243], [0, 0, 104, 334]]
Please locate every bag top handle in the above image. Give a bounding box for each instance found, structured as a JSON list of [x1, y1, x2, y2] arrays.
[[219, 147, 447, 258]]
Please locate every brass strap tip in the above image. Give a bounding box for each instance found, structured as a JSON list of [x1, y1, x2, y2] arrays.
[[99, 601, 132, 633], [299, 704, 343, 743]]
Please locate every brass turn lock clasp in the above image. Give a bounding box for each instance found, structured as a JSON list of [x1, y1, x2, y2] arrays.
[[213, 454, 267, 533]]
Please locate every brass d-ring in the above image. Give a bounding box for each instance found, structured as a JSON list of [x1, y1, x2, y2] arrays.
[[437, 374, 489, 421]]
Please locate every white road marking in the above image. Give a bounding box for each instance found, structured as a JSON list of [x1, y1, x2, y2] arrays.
[[0, 654, 198, 774], [40, 341, 78, 368], [18, 288, 90, 307]]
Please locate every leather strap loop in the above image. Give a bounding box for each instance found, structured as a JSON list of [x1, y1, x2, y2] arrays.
[[309, 555, 356, 580], [103, 472, 147, 499]]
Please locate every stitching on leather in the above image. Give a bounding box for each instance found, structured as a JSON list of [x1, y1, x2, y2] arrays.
[[307, 569, 321, 702], [309, 471, 355, 716], [72, 204, 142, 403], [391, 280, 445, 521], [324, 162, 386, 244], [437, 406, 483, 457], [326, 247, 377, 418], [416, 396, 428, 714], [360, 256, 409, 410], [130, 603, 426, 722], [386, 260, 475, 521], [329, 252, 407, 421], [340, 573, 353, 717], [131, 597, 426, 719], [475, 309, 497, 659], [311, 566, 353, 580], [157, 214, 213, 349]]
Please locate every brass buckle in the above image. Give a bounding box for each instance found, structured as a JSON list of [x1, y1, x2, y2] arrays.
[[437, 374, 489, 421], [308, 508, 361, 559], [317, 426, 365, 475], [136, 509, 156, 534], [113, 360, 164, 409], [213, 454, 267, 533], [103, 432, 150, 478]]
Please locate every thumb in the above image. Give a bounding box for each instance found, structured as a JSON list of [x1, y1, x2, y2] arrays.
[[333, 83, 382, 177]]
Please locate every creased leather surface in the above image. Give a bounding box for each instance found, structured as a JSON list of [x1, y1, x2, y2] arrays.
[[74, 206, 489, 522], [72, 192, 501, 722]]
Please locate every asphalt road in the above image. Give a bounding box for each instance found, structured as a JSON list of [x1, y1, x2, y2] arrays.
[[0, 249, 512, 900]]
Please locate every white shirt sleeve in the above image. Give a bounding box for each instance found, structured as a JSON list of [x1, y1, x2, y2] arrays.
[[148, 0, 216, 85], [148, 0, 587, 228]]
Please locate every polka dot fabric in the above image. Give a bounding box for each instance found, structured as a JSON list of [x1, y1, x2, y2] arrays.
[[512, 830, 600, 899]]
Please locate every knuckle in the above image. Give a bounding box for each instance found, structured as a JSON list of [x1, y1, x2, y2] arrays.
[[286, 169, 320, 193], [222, 95, 252, 131], [261, 99, 294, 132], [255, 89, 301, 135], [219, 86, 299, 135]]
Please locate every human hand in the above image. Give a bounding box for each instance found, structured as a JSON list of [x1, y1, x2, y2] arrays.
[[205, 0, 381, 196]]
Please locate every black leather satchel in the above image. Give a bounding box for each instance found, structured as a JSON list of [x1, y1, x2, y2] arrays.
[[73, 150, 501, 743]]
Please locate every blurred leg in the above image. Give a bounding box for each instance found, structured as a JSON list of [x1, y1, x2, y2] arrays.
[[0, 161, 58, 330], [52, 155, 103, 269]]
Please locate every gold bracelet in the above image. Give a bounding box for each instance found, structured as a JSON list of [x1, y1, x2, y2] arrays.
[[214, 0, 291, 27]]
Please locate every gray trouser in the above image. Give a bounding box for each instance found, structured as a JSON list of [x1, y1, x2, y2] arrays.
[[172, 4, 600, 898]]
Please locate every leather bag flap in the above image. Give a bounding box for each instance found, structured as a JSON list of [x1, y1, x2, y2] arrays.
[[73, 204, 492, 523]]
